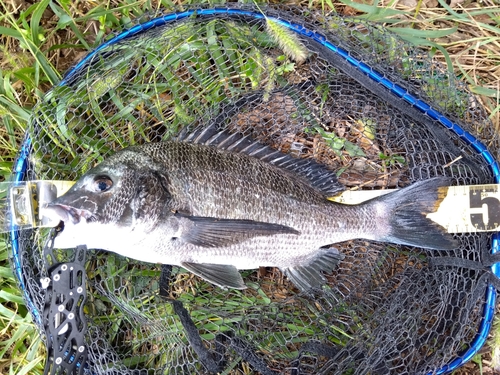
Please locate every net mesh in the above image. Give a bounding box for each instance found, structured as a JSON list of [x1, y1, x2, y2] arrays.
[[9, 3, 500, 374]]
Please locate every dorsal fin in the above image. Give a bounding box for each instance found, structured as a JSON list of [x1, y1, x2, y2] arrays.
[[176, 125, 344, 197]]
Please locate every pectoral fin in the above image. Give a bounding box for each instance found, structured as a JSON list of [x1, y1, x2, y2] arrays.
[[181, 262, 246, 289], [176, 213, 299, 248]]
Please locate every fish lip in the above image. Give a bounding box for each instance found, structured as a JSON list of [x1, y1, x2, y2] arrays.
[[45, 203, 95, 225]]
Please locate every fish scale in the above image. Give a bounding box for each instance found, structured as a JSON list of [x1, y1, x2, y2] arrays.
[[45, 128, 457, 292]]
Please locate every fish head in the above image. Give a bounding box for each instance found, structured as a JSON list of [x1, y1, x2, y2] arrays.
[[47, 161, 129, 224], [45, 149, 172, 250]]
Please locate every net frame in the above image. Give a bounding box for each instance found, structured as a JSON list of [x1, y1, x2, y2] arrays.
[[6, 3, 500, 374]]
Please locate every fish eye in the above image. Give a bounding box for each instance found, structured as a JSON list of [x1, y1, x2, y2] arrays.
[[93, 176, 113, 192]]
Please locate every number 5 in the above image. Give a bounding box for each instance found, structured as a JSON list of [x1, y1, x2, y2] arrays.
[[469, 189, 500, 230]]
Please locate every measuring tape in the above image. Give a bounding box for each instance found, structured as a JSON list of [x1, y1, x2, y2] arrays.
[[1, 181, 499, 234], [0, 181, 75, 232]]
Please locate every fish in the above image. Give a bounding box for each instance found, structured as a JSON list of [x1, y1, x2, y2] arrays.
[[45, 126, 457, 292]]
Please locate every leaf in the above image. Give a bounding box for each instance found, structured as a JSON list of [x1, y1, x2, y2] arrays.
[[437, 0, 500, 35], [344, 140, 366, 157], [390, 35, 454, 73], [336, 0, 408, 22], [13, 357, 43, 375], [0, 266, 14, 280], [0, 290, 25, 305], [389, 26, 457, 39], [48, 3, 94, 51], [469, 85, 499, 98], [21, 38, 60, 84], [0, 25, 24, 39], [0, 96, 31, 121], [30, 0, 51, 46]]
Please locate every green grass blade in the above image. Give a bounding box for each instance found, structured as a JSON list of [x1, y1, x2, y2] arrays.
[[336, 0, 408, 22], [0, 26, 24, 39], [389, 26, 457, 39], [30, 0, 51, 46]]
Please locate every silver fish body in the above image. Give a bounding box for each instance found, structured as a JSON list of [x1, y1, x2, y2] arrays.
[[47, 128, 456, 291]]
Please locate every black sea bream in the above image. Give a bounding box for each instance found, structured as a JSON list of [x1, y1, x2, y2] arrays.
[[46, 127, 456, 292]]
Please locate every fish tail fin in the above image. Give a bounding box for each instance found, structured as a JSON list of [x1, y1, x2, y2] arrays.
[[375, 177, 457, 250]]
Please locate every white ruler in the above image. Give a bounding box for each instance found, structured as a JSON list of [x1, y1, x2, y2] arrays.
[[1, 181, 499, 234], [0, 180, 75, 232]]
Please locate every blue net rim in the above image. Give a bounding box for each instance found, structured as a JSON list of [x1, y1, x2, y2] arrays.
[[10, 7, 500, 374]]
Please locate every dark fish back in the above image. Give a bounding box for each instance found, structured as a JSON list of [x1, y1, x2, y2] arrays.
[[178, 125, 344, 197], [125, 127, 344, 209], [127, 141, 328, 206]]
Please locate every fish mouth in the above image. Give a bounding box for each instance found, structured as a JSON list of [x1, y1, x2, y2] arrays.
[[44, 203, 95, 225]]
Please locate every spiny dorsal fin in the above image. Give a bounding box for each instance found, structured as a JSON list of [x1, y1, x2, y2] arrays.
[[177, 125, 344, 197]]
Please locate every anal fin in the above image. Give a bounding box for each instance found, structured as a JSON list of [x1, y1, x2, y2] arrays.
[[283, 248, 344, 293], [181, 262, 247, 290]]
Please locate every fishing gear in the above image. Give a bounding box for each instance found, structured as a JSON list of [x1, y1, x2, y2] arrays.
[[41, 226, 88, 375]]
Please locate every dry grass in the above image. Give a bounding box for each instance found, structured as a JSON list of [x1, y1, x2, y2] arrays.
[[348, 0, 500, 130]]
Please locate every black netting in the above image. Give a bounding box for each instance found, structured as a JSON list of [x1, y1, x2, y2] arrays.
[[8, 3, 500, 375]]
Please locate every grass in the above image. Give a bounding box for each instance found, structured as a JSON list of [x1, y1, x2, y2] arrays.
[[0, 0, 498, 374]]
